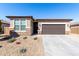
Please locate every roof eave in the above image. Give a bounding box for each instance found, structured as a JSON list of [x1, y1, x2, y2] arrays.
[[36, 19, 72, 22], [6, 16, 33, 18]]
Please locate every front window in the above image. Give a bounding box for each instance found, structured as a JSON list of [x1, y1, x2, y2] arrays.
[[21, 19, 26, 31], [14, 19, 20, 31], [14, 19, 26, 32]]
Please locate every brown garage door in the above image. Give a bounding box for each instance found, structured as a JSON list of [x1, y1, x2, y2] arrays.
[[42, 24, 65, 34]]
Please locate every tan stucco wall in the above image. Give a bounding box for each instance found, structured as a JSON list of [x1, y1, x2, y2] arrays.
[[27, 20, 31, 28], [4, 27, 15, 36], [4, 27, 10, 35], [10, 20, 14, 28], [71, 26, 79, 34]]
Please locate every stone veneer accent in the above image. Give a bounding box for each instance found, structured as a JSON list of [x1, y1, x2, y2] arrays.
[[4, 27, 31, 36], [16, 28, 31, 36], [9, 28, 31, 36]]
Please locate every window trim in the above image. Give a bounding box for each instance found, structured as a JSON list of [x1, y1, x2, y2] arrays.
[[14, 19, 20, 31], [14, 19, 26, 32]]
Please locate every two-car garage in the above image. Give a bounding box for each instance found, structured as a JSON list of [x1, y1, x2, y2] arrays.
[[37, 19, 72, 35], [42, 24, 65, 34]]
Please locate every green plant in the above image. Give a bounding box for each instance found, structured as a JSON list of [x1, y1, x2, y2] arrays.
[[20, 48, 27, 53], [23, 37, 27, 39], [8, 38, 16, 43], [34, 37, 38, 40], [0, 35, 4, 37]]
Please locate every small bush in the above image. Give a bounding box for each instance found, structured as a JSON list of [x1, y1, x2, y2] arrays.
[[0, 35, 4, 37], [0, 45, 2, 48], [20, 48, 27, 53], [23, 37, 27, 39], [34, 37, 38, 40], [8, 38, 16, 43]]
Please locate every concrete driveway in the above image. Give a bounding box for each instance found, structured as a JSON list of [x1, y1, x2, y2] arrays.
[[42, 35, 79, 56]]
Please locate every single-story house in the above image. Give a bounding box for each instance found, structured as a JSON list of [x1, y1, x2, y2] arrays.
[[6, 16, 72, 36], [70, 22, 79, 34]]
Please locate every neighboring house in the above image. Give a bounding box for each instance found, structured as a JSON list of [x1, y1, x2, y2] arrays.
[[70, 22, 79, 34], [6, 16, 72, 36], [0, 20, 10, 33]]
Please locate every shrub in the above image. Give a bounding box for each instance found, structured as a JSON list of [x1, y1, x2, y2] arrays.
[[0, 35, 4, 37], [0, 45, 2, 48], [8, 38, 16, 43], [23, 37, 27, 39], [34, 37, 38, 40], [20, 48, 27, 53]]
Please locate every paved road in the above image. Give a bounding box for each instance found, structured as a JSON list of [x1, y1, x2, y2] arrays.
[[42, 35, 79, 56]]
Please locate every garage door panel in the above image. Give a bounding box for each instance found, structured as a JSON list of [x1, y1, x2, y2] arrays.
[[42, 24, 65, 34], [43, 30, 65, 34]]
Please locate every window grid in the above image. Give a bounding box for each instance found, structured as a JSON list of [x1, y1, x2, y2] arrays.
[[14, 19, 26, 32]]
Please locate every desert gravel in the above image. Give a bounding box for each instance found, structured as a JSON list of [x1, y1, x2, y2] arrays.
[[0, 35, 44, 56]]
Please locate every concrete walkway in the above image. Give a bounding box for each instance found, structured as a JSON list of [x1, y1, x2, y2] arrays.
[[42, 35, 79, 56]]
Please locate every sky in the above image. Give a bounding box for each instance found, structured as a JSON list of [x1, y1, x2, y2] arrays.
[[0, 3, 79, 22]]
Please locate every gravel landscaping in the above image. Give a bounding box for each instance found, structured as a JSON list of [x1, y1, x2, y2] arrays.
[[0, 35, 44, 56]]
